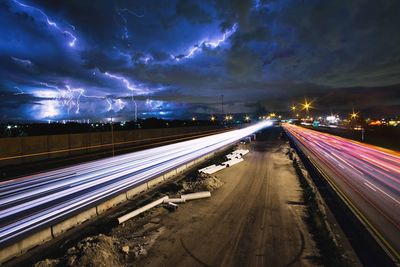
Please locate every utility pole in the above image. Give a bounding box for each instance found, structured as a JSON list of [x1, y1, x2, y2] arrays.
[[221, 94, 224, 119], [132, 91, 137, 122], [110, 116, 115, 156]]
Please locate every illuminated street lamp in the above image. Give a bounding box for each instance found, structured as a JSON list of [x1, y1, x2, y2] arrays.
[[244, 115, 250, 121], [350, 111, 358, 119], [211, 115, 216, 122], [291, 105, 296, 111], [301, 99, 313, 115], [192, 116, 196, 121]]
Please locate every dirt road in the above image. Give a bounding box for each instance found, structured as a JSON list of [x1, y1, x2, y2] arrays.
[[137, 127, 318, 267]]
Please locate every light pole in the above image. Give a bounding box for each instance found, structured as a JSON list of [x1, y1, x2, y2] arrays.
[[110, 116, 115, 157]]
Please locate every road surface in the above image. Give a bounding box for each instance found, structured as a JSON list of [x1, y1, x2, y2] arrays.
[[0, 122, 269, 249], [136, 127, 319, 267], [283, 124, 400, 263]]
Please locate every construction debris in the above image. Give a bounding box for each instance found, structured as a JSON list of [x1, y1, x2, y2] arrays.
[[118, 190, 212, 224], [163, 197, 185, 204], [199, 164, 226, 174], [181, 191, 211, 201], [118, 196, 169, 224], [199, 148, 249, 174], [222, 157, 244, 167], [165, 202, 179, 211]]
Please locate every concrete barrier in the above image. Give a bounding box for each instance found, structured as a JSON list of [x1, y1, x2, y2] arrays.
[[126, 183, 148, 199], [147, 175, 164, 188], [176, 165, 187, 174], [96, 193, 127, 214], [163, 170, 177, 181], [52, 207, 97, 237], [0, 228, 52, 263]]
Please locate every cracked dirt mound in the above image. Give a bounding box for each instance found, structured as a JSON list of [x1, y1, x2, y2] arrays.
[[182, 172, 223, 192], [65, 234, 123, 267]]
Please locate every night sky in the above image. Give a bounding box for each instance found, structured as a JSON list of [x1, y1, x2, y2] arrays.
[[1, 0, 399, 122]]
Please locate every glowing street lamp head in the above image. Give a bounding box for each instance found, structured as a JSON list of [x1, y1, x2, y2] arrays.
[[211, 116, 216, 121], [301, 99, 313, 113], [245, 116, 250, 121], [350, 111, 358, 119], [291, 105, 296, 111], [192, 117, 196, 121]]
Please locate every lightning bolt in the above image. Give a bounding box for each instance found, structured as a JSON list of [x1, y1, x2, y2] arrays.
[[13, 86, 25, 95], [11, 0, 78, 47], [115, 7, 144, 40], [173, 23, 238, 61], [104, 72, 139, 121], [11, 57, 32, 66]]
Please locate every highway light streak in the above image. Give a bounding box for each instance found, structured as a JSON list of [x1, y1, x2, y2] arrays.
[[0, 122, 270, 246], [283, 124, 400, 258]]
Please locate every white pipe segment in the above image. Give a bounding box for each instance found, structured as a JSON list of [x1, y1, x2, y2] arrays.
[[163, 198, 186, 203], [117, 196, 169, 224], [181, 191, 211, 201]]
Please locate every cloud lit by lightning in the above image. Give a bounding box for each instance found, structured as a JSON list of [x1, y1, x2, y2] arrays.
[[11, 57, 32, 66], [115, 6, 144, 40], [13, 86, 25, 95], [173, 23, 238, 61], [10, 0, 78, 47], [104, 71, 143, 121]]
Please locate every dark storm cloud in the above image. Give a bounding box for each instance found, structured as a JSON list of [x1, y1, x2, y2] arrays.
[[1, 0, 399, 121]]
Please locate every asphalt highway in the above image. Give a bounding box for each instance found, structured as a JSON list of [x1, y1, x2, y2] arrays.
[[283, 124, 400, 262], [0, 122, 270, 248]]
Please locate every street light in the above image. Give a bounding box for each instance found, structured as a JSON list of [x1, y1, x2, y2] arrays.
[[244, 115, 250, 121], [301, 99, 313, 116], [291, 105, 296, 111], [211, 115, 216, 122], [350, 111, 358, 119], [192, 116, 196, 121]]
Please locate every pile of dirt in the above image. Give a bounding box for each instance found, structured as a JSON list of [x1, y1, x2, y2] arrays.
[[65, 234, 123, 267], [182, 172, 223, 192], [33, 259, 59, 267], [33, 234, 124, 267]]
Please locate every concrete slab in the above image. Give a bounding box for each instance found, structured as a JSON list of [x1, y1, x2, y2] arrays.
[[96, 193, 127, 214], [52, 207, 97, 237], [0, 228, 52, 264], [126, 183, 148, 199], [147, 176, 164, 188], [163, 170, 176, 180]]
